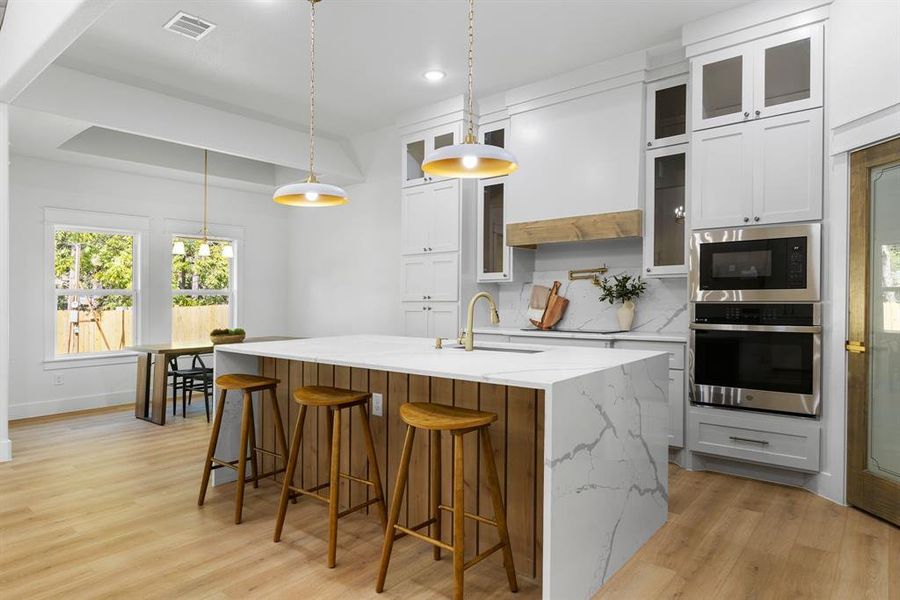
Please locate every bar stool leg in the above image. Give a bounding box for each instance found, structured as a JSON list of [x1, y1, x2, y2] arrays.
[[268, 387, 289, 468], [198, 388, 227, 506], [357, 403, 387, 530], [327, 408, 342, 568], [480, 427, 519, 593], [452, 432, 465, 600], [235, 393, 253, 524], [274, 405, 306, 542], [375, 425, 416, 593], [431, 429, 442, 561], [247, 397, 260, 489]]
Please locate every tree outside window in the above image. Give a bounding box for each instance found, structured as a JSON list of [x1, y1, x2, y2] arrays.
[[171, 237, 234, 344]]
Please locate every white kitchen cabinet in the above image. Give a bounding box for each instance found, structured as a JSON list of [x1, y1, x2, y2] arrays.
[[402, 122, 462, 187], [402, 302, 459, 339], [646, 76, 689, 149], [687, 406, 820, 472], [644, 145, 689, 277], [753, 108, 823, 224], [400, 252, 459, 302], [691, 24, 823, 131], [692, 107, 822, 229], [475, 177, 533, 283], [401, 180, 460, 255]]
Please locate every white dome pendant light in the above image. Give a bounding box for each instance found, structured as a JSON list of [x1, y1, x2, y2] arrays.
[[422, 0, 518, 179], [273, 0, 348, 207]]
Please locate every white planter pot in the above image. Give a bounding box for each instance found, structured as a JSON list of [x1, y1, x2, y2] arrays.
[[617, 300, 635, 331]]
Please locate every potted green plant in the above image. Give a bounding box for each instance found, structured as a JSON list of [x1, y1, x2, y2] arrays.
[[210, 327, 246, 344], [596, 274, 647, 331]]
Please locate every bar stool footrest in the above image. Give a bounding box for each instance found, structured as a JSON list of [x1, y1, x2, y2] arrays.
[[463, 541, 505, 571], [393, 521, 452, 552], [438, 504, 498, 528]]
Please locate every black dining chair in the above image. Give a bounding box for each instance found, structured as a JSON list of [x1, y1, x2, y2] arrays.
[[168, 355, 213, 420], [180, 355, 214, 422]]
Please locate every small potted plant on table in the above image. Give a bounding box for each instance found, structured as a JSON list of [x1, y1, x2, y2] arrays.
[[210, 328, 246, 344], [596, 274, 647, 331]]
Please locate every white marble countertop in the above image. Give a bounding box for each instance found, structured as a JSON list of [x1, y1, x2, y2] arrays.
[[473, 326, 688, 344], [214, 334, 666, 390]]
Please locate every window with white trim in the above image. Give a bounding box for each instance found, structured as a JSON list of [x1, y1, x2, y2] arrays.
[[53, 226, 139, 357], [171, 236, 236, 345]]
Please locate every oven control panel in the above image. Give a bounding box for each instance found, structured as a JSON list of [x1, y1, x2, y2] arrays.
[[693, 303, 816, 326]]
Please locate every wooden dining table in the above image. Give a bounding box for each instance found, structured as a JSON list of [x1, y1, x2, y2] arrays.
[[128, 337, 295, 426]]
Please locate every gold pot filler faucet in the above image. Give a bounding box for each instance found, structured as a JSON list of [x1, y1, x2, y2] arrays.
[[457, 292, 500, 351]]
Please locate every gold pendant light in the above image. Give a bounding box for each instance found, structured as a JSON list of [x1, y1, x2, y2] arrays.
[[421, 0, 518, 179], [273, 0, 348, 207]]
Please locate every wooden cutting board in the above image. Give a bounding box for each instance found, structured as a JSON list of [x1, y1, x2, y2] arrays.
[[529, 281, 569, 330]]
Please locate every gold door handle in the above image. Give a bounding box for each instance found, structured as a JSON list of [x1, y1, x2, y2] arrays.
[[845, 341, 867, 353]]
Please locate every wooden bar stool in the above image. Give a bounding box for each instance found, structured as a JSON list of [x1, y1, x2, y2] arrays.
[[376, 402, 518, 600], [273, 386, 387, 568], [198, 373, 289, 525]]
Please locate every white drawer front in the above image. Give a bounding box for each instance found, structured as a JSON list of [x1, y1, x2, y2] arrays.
[[613, 340, 685, 370], [688, 408, 820, 472], [668, 369, 685, 448], [508, 336, 611, 348]]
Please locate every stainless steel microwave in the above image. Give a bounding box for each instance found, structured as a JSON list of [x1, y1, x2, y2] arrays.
[[689, 223, 821, 302]]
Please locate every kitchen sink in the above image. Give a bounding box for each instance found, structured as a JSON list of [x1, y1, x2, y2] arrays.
[[450, 346, 544, 354]]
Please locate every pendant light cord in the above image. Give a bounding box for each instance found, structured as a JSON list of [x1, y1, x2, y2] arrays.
[[307, 0, 317, 181], [203, 148, 208, 241], [465, 0, 475, 144]]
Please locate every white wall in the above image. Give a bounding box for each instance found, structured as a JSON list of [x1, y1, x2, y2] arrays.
[[8, 155, 291, 419], [286, 126, 404, 337], [0, 103, 10, 460]]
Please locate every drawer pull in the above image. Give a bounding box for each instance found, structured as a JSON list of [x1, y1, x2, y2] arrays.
[[729, 436, 769, 446]]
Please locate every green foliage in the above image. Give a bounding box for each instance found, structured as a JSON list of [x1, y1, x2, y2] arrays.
[[171, 239, 232, 309], [55, 231, 134, 310], [210, 327, 245, 336], [596, 273, 647, 305]]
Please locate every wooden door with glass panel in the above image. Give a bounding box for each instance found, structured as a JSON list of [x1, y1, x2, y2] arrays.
[[847, 137, 900, 526]]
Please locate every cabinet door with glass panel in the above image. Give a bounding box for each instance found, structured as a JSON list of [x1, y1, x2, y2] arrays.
[[752, 24, 823, 120], [477, 177, 512, 282], [692, 24, 823, 130], [644, 146, 689, 276], [646, 76, 689, 149], [401, 122, 462, 187]]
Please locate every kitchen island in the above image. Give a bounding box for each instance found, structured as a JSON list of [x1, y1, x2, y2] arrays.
[[211, 335, 668, 599]]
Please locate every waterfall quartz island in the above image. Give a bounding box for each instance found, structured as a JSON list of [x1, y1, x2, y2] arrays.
[[212, 335, 668, 599]]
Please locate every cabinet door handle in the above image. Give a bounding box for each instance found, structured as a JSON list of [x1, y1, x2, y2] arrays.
[[422, 306, 427, 311], [422, 295, 427, 300], [743, 217, 750, 223], [729, 436, 769, 446], [646, 268, 651, 273], [754, 216, 760, 222], [427, 247, 432, 251], [743, 111, 750, 118], [647, 141, 652, 147], [755, 110, 761, 117]]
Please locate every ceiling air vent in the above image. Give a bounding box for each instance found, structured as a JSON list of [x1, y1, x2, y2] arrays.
[[163, 11, 216, 40]]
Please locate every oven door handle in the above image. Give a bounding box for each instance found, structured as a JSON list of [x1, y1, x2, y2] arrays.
[[690, 324, 822, 333]]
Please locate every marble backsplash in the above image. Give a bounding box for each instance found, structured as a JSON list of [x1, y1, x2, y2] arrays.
[[496, 268, 689, 334]]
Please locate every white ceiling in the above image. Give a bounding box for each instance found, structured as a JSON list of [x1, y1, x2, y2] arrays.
[[55, 0, 749, 139]]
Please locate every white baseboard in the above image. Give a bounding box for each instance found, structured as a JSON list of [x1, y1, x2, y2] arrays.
[[9, 390, 134, 420], [0, 439, 11, 462]]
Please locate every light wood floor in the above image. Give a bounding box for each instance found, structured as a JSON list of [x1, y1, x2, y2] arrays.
[[1, 406, 898, 600]]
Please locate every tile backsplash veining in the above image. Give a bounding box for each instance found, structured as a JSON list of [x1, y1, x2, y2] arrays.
[[497, 268, 689, 334]]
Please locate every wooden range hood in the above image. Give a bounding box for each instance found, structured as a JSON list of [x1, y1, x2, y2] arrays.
[[506, 209, 643, 248]]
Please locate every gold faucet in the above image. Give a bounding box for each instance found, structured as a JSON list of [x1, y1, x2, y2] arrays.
[[458, 292, 500, 351]]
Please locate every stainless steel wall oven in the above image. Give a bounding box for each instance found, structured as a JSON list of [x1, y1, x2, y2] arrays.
[[689, 303, 821, 416]]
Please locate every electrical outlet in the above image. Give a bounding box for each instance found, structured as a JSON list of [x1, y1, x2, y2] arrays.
[[53, 373, 64, 386], [371, 393, 383, 417]]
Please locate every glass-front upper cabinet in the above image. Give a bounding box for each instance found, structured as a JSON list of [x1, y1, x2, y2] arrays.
[[480, 120, 507, 149], [646, 76, 688, 148], [753, 24, 823, 119], [477, 177, 510, 281], [643, 145, 689, 277], [401, 122, 462, 187], [691, 24, 822, 131]]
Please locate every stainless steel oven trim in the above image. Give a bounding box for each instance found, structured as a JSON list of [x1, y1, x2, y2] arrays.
[[688, 326, 822, 417], [690, 324, 822, 333], [689, 302, 821, 326], [689, 223, 821, 302]]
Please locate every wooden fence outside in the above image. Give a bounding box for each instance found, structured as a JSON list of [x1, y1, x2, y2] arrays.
[[55, 305, 228, 354]]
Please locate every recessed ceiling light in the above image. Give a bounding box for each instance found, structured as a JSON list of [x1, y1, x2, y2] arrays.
[[423, 70, 446, 82]]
